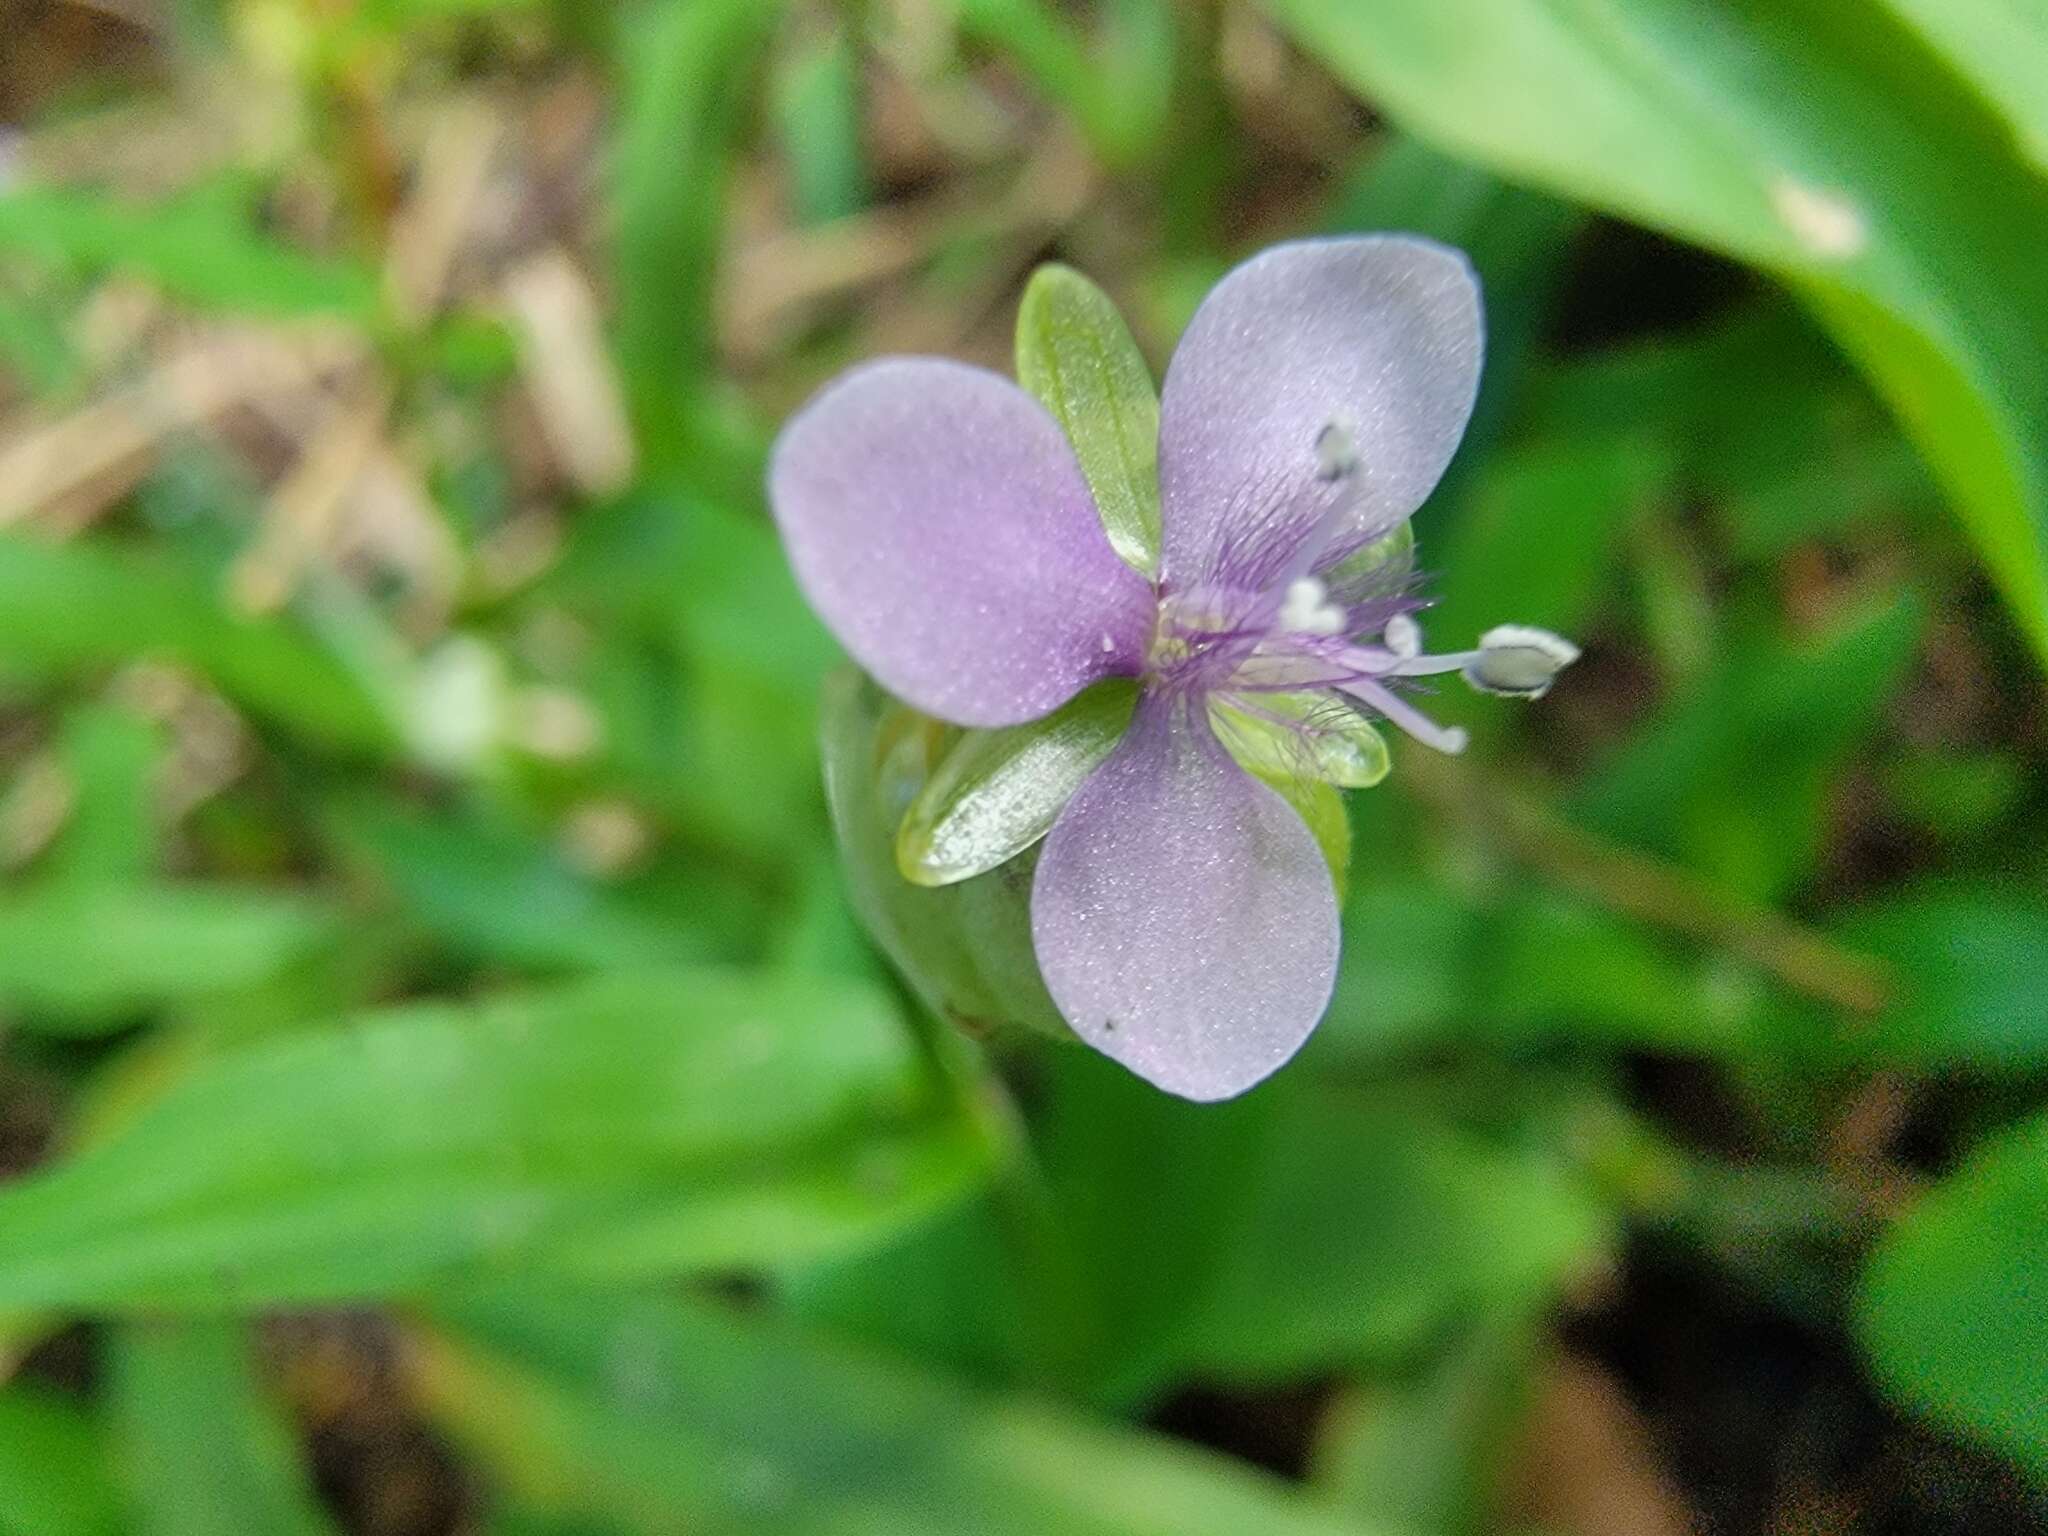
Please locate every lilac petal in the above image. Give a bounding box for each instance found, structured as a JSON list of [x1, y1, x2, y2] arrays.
[[1030, 697, 1340, 1101], [1156, 236, 1482, 589], [770, 359, 1156, 728]]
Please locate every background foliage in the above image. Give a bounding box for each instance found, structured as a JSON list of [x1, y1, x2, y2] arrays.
[[0, 1, 2044, 1532]]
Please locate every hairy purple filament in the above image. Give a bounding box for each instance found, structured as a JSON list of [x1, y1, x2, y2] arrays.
[[1145, 452, 1477, 760]]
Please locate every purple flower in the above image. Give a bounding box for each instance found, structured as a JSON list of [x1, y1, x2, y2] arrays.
[[770, 237, 1575, 1101]]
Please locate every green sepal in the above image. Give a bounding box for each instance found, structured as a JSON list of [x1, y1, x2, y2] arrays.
[[820, 668, 1074, 1043], [1211, 692, 1392, 791], [897, 679, 1139, 887], [1015, 264, 1162, 576]]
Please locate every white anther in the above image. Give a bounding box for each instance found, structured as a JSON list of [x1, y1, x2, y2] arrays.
[[1463, 624, 1581, 699], [1279, 577, 1345, 637], [1383, 613, 1421, 658], [1100, 632, 1116, 654], [1314, 419, 1359, 481]]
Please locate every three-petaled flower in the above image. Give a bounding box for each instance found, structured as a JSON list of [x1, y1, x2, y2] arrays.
[[770, 236, 1576, 1101]]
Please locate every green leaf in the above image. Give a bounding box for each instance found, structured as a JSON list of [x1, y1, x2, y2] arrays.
[[1572, 594, 1923, 901], [1261, 0, 2048, 664], [1429, 437, 1675, 652], [0, 884, 339, 1034], [770, 20, 870, 224], [1015, 264, 1163, 575], [1878, 0, 2048, 172], [1858, 1112, 2048, 1480], [898, 680, 1137, 887], [0, 970, 986, 1308], [1165, 1086, 1610, 1385], [1832, 883, 2048, 1069], [1312, 1317, 1540, 1536], [0, 184, 379, 322], [0, 535, 389, 753], [45, 703, 163, 885], [108, 1318, 339, 1536], [823, 667, 1073, 1042], [953, 0, 1175, 168], [0, 1385, 120, 1536], [790, 1059, 1612, 1406], [414, 1287, 1404, 1536], [326, 797, 740, 973], [614, 0, 782, 463]]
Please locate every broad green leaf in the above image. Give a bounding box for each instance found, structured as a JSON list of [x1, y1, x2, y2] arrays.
[[0, 884, 339, 1034], [824, 667, 1073, 1041], [1832, 884, 2048, 1068], [0, 1385, 120, 1536], [108, 1318, 338, 1536], [0, 535, 388, 752], [1879, 0, 2048, 171], [898, 680, 1137, 887], [1859, 1112, 2048, 1480], [414, 1287, 1403, 1536], [1016, 264, 1163, 575], [1261, 0, 2048, 663], [0, 970, 985, 1308], [0, 184, 378, 322]]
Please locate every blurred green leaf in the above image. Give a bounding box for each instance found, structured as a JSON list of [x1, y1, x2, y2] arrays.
[[108, 1318, 338, 1536], [0, 884, 340, 1035], [898, 680, 1136, 888], [0, 535, 389, 752], [1015, 264, 1162, 575], [953, 0, 1175, 168], [0, 970, 985, 1308], [1263, 0, 2048, 663], [1429, 435, 1675, 652], [45, 702, 162, 885], [1878, 0, 2048, 171], [416, 1287, 1403, 1536], [770, 20, 869, 224], [326, 797, 734, 972], [1165, 1086, 1609, 1386], [0, 1384, 120, 1536], [614, 0, 781, 462], [1833, 883, 2048, 1068], [792, 1056, 1611, 1406], [1311, 1318, 1538, 1536], [1573, 595, 1923, 900], [0, 184, 378, 322], [1859, 1111, 2048, 1480]]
